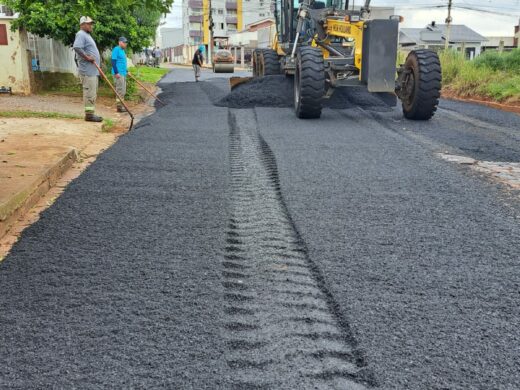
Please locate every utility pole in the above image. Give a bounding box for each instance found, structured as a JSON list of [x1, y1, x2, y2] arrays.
[[208, 0, 214, 65], [444, 0, 453, 50]]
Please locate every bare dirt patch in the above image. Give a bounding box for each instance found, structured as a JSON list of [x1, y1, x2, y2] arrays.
[[0, 117, 121, 260]]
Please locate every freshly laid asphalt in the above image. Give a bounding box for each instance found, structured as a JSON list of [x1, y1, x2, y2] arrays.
[[1, 66, 519, 389]]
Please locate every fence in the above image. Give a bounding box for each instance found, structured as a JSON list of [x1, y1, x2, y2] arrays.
[[162, 44, 201, 65], [28, 34, 77, 74]]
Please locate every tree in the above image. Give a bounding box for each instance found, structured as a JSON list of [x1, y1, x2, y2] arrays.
[[5, 0, 173, 52]]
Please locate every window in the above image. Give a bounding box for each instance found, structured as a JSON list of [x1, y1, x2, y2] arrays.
[[191, 8, 202, 15], [227, 23, 237, 31], [0, 24, 7, 46], [218, 9, 224, 14], [0, 6, 14, 16], [189, 23, 202, 29], [220, 23, 224, 29]]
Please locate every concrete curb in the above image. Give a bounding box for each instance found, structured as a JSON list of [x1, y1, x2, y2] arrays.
[[0, 148, 78, 239]]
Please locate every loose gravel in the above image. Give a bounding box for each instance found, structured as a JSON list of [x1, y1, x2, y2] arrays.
[[257, 105, 520, 389], [2, 67, 520, 389], [224, 109, 373, 389], [0, 79, 231, 388]]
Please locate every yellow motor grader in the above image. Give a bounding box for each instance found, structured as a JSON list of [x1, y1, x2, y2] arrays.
[[251, 0, 441, 119]]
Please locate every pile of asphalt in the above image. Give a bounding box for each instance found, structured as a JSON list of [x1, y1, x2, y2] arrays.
[[217, 75, 394, 111], [217, 75, 293, 108]]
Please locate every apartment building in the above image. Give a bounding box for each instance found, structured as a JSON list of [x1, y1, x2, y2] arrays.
[[183, 0, 271, 46]]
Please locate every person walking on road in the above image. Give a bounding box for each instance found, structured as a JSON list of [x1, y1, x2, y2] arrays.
[[111, 37, 129, 113], [192, 45, 204, 82], [153, 47, 162, 67], [73, 16, 103, 122]]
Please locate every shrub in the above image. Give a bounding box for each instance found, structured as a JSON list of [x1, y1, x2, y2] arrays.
[[482, 74, 520, 102], [474, 48, 520, 72], [503, 48, 520, 72], [450, 62, 493, 97], [473, 50, 506, 71], [440, 48, 520, 102], [439, 50, 465, 84]]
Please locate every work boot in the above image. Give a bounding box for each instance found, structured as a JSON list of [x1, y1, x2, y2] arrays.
[[85, 112, 103, 122], [117, 105, 127, 113]]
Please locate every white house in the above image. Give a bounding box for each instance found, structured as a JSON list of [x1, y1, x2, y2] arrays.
[[400, 23, 487, 59]]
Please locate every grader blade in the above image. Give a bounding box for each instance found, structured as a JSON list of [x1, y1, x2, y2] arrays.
[[230, 76, 253, 90]]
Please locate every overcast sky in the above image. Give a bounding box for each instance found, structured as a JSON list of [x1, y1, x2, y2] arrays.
[[162, 0, 520, 36]]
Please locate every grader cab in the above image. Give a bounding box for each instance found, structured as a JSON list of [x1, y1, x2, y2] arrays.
[[251, 0, 442, 119]]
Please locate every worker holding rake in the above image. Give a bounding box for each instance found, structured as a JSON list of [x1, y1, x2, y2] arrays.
[[73, 16, 103, 122], [111, 37, 129, 113]]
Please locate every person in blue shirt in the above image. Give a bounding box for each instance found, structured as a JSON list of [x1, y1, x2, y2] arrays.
[[111, 37, 128, 112]]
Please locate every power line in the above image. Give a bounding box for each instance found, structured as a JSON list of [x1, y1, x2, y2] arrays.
[[394, 4, 520, 16]]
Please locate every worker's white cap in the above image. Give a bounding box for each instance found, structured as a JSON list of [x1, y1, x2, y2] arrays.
[[79, 16, 94, 25]]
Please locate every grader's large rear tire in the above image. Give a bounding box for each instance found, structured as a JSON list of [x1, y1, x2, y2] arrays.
[[261, 49, 281, 75], [294, 47, 325, 119], [400, 49, 441, 120]]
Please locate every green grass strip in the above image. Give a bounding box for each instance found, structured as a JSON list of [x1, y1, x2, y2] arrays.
[[0, 110, 82, 120], [129, 66, 169, 83]]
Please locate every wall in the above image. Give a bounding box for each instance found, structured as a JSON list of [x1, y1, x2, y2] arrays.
[[0, 18, 32, 94], [228, 23, 274, 48], [400, 42, 482, 59], [482, 36, 516, 52], [160, 27, 184, 48], [167, 44, 201, 64]]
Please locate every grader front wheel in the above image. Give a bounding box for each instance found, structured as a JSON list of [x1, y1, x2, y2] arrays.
[[400, 49, 442, 120], [294, 47, 325, 119], [261, 49, 281, 75]]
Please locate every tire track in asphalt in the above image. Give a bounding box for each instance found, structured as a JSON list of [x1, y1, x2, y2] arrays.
[[222, 108, 374, 389]]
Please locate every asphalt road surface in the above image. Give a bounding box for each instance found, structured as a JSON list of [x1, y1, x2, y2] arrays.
[[1, 67, 520, 389]]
